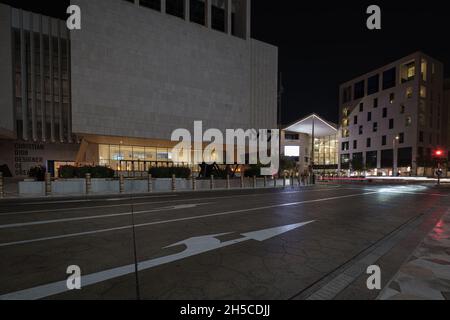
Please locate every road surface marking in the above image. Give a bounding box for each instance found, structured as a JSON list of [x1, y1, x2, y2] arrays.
[[0, 191, 377, 247], [0, 187, 347, 216], [0, 221, 314, 300], [15, 195, 178, 205], [0, 203, 213, 230]]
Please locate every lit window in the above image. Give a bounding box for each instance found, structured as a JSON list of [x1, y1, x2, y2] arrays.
[[406, 87, 413, 99], [420, 86, 427, 98], [421, 59, 428, 81], [405, 116, 412, 127]]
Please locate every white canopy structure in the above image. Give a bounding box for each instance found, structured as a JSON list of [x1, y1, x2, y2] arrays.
[[284, 114, 337, 137]]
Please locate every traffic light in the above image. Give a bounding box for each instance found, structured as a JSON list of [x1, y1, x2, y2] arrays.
[[434, 149, 444, 158]]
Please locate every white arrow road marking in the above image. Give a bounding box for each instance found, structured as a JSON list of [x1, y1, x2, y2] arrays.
[[0, 221, 314, 300], [0, 203, 213, 230]]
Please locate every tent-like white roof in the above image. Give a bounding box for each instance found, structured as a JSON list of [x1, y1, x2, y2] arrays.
[[284, 114, 337, 138]]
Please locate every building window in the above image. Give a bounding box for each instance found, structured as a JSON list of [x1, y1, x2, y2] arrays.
[[421, 59, 428, 82], [367, 138, 371, 148], [354, 115, 358, 125], [367, 112, 372, 122], [400, 105, 406, 114], [343, 107, 350, 117], [166, 0, 185, 18], [342, 129, 350, 138], [342, 86, 352, 103], [353, 140, 357, 149], [373, 122, 378, 132], [359, 126, 363, 135], [389, 93, 395, 104], [406, 87, 413, 99], [354, 80, 365, 99], [367, 74, 380, 95], [373, 98, 378, 108], [399, 133, 404, 144], [401, 61, 416, 83], [405, 116, 412, 127], [340, 154, 350, 169], [389, 119, 394, 130], [383, 67, 396, 90], [285, 133, 299, 140], [420, 86, 427, 99], [419, 131, 424, 143], [342, 142, 349, 151], [139, 0, 161, 11], [211, 0, 226, 32], [190, 0, 206, 25], [359, 103, 364, 112], [382, 136, 387, 146], [382, 108, 387, 118]]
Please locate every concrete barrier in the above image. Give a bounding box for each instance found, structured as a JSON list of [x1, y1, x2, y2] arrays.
[[16, 177, 288, 197]]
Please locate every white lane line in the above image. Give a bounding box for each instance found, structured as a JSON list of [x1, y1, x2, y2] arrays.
[[15, 195, 178, 205], [0, 191, 377, 248], [0, 203, 213, 230], [0, 187, 347, 216]]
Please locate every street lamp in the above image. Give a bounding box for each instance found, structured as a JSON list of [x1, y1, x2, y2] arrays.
[[392, 135, 400, 177]]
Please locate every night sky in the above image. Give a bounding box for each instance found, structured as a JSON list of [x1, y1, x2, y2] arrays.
[[3, 0, 450, 125]]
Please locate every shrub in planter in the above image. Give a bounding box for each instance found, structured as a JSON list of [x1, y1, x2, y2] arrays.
[[244, 164, 270, 178], [59, 165, 76, 179], [59, 165, 115, 179], [149, 167, 191, 179], [28, 165, 47, 181]]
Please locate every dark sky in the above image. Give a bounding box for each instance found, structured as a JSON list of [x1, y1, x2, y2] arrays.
[[252, 0, 450, 125], [3, 0, 450, 125]]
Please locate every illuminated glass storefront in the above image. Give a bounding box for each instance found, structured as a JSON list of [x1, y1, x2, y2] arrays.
[[98, 144, 178, 172], [313, 135, 339, 170], [98, 144, 218, 172]]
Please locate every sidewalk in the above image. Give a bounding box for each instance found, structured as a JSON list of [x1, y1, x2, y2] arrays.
[[379, 210, 450, 300]]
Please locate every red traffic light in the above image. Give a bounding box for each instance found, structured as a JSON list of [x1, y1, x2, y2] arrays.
[[434, 150, 444, 157]]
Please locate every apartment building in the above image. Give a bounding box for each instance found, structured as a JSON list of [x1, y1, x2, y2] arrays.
[[338, 52, 446, 176]]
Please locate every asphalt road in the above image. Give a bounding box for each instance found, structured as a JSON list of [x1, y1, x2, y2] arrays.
[[0, 183, 449, 300]]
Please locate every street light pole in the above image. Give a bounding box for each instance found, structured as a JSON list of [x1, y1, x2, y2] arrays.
[[392, 136, 399, 177]]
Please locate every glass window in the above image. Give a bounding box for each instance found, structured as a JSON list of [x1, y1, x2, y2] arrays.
[[110, 145, 123, 161], [421, 59, 427, 81], [354, 80, 365, 99], [383, 67, 396, 89], [121, 146, 133, 160], [406, 87, 413, 99], [145, 147, 157, 161], [420, 86, 427, 99], [367, 74, 380, 95], [133, 147, 146, 161], [157, 148, 169, 161], [99, 145, 110, 162]]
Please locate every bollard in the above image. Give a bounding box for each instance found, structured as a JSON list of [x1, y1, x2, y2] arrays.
[[253, 176, 257, 189], [226, 174, 230, 189], [85, 173, 92, 194], [147, 174, 153, 193], [283, 173, 287, 188], [240, 175, 244, 189], [0, 172, 3, 198], [192, 175, 197, 191], [171, 174, 176, 192], [210, 175, 215, 190], [264, 176, 267, 188], [119, 174, 125, 194], [45, 172, 52, 196], [274, 177, 277, 187]]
